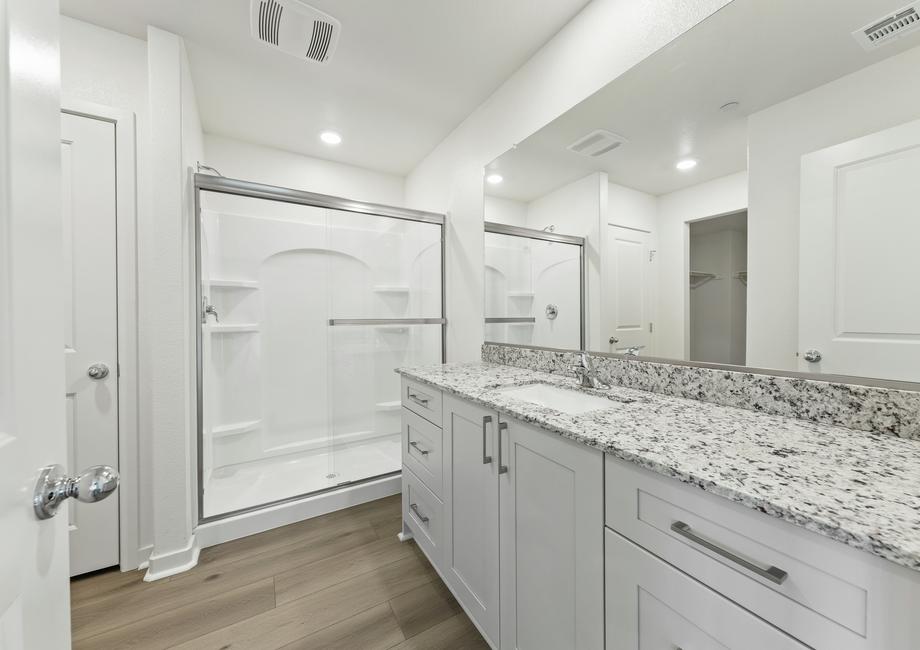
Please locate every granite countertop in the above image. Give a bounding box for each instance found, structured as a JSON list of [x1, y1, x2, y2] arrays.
[[397, 362, 920, 572]]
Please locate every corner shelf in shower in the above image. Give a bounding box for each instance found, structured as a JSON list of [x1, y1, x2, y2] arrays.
[[375, 400, 402, 412], [210, 419, 261, 439], [373, 285, 410, 293], [507, 291, 535, 299], [205, 323, 260, 333], [208, 279, 260, 289]]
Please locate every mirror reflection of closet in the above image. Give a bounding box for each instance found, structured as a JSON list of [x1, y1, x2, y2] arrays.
[[687, 211, 747, 366]]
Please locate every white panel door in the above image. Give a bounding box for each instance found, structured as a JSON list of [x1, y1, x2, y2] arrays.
[[605, 225, 653, 354], [799, 118, 920, 381], [0, 0, 71, 646], [61, 112, 120, 575], [499, 417, 604, 650], [442, 395, 499, 647]]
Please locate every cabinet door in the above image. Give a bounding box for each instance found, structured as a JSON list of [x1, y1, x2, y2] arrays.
[[499, 417, 604, 650], [606, 529, 808, 650], [443, 395, 500, 647]]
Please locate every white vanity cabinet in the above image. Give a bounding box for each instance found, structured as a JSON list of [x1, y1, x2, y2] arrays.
[[400, 382, 604, 650]]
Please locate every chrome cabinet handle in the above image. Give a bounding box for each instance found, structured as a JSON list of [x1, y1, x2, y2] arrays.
[[407, 392, 429, 407], [482, 415, 493, 464], [87, 363, 110, 380], [33, 464, 119, 520], [409, 440, 429, 456], [498, 421, 508, 475], [409, 502, 429, 525], [670, 521, 788, 585]]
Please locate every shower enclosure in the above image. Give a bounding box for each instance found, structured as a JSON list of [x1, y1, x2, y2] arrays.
[[195, 175, 445, 522], [484, 222, 585, 349]]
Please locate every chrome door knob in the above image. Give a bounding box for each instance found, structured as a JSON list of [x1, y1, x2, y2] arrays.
[[87, 363, 110, 380], [33, 464, 119, 520], [803, 349, 822, 363], [609, 337, 619, 345]]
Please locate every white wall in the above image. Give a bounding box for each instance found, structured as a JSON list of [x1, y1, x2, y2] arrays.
[[655, 171, 748, 359], [203, 135, 405, 206], [483, 195, 527, 227], [404, 0, 732, 362], [747, 45, 920, 370], [60, 17, 155, 564]]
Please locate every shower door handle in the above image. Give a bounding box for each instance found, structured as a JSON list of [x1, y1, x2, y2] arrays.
[[482, 415, 492, 464]]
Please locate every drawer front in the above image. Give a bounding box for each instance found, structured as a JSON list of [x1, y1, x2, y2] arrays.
[[402, 465, 444, 569], [606, 456, 868, 649], [402, 378, 442, 426], [606, 529, 808, 650], [402, 407, 443, 498]]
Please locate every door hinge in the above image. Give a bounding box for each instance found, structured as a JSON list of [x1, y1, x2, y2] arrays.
[[117, 362, 121, 378], [649, 250, 657, 262], [649, 322, 654, 333]]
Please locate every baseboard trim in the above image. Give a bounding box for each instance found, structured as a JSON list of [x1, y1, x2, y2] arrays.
[[143, 534, 200, 582], [195, 474, 401, 550]]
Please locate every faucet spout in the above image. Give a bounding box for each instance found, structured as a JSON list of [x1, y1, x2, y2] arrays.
[[572, 352, 609, 390]]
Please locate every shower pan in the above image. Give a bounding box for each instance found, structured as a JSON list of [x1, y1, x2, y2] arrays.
[[195, 175, 445, 522]]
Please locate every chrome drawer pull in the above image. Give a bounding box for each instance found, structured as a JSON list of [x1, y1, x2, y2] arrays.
[[407, 392, 429, 407], [498, 421, 508, 474], [670, 521, 788, 585], [409, 440, 429, 456], [410, 502, 429, 525], [482, 415, 493, 464]]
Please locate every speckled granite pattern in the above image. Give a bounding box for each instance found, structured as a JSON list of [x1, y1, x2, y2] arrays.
[[482, 343, 920, 440], [398, 362, 920, 571]]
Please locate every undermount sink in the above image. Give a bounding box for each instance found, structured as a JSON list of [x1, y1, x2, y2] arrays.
[[498, 382, 613, 415]]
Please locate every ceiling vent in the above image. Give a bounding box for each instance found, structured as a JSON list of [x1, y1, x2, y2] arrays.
[[566, 130, 628, 158], [853, 2, 920, 50], [250, 0, 341, 63]]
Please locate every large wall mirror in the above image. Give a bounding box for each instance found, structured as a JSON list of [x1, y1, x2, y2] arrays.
[[483, 0, 920, 384]]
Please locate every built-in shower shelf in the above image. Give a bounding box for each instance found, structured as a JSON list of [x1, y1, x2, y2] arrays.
[[507, 291, 535, 298], [375, 400, 401, 412], [210, 419, 261, 439], [209, 279, 260, 289], [373, 285, 410, 293], [206, 323, 260, 333]]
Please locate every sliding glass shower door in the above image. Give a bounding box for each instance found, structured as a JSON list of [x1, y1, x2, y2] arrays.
[[197, 178, 444, 521]]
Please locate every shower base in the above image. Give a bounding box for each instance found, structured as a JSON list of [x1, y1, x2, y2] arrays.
[[203, 432, 401, 518]]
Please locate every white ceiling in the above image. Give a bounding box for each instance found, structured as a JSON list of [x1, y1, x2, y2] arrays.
[[485, 0, 920, 202], [60, 0, 591, 175]]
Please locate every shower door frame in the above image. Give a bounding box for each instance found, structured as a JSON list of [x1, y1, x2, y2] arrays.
[[483, 221, 586, 350], [193, 173, 447, 524]]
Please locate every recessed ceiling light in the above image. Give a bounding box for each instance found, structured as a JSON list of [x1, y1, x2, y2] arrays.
[[486, 173, 503, 184], [320, 130, 342, 145], [676, 159, 698, 171]]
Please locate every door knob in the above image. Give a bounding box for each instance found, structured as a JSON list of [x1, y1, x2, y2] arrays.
[[33, 464, 119, 520], [609, 337, 619, 345], [87, 363, 110, 380], [803, 349, 822, 363]]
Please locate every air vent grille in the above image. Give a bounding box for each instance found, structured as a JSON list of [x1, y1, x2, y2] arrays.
[[853, 2, 920, 50], [566, 130, 628, 158], [306, 20, 335, 61], [258, 0, 283, 46]]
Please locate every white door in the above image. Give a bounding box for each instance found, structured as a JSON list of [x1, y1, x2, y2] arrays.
[[605, 225, 654, 354], [442, 396, 500, 647], [0, 0, 71, 647], [799, 118, 920, 381], [61, 112, 120, 575], [499, 417, 604, 650]]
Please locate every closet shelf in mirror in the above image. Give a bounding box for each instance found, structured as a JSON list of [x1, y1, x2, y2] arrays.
[[734, 271, 748, 285], [689, 271, 721, 289], [210, 420, 261, 439], [208, 279, 260, 289], [205, 323, 260, 333]]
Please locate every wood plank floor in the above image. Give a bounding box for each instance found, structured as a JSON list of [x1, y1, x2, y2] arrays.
[[71, 495, 489, 649]]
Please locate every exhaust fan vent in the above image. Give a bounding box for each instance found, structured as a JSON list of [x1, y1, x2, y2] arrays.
[[566, 130, 628, 158], [853, 2, 920, 50], [251, 0, 341, 64]]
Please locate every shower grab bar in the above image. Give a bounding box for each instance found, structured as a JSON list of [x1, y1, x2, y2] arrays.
[[484, 317, 536, 324], [328, 318, 446, 326]]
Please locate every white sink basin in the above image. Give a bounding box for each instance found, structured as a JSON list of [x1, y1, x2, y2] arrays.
[[498, 383, 612, 415]]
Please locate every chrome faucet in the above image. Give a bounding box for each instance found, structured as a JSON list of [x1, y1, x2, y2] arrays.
[[624, 345, 644, 357], [572, 352, 609, 389]]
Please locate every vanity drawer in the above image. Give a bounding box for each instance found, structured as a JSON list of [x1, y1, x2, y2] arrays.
[[606, 455, 873, 649], [401, 378, 442, 426], [606, 529, 807, 650], [402, 407, 443, 498], [402, 466, 444, 569]]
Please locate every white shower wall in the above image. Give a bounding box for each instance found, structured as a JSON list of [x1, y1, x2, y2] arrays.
[[200, 191, 441, 518]]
